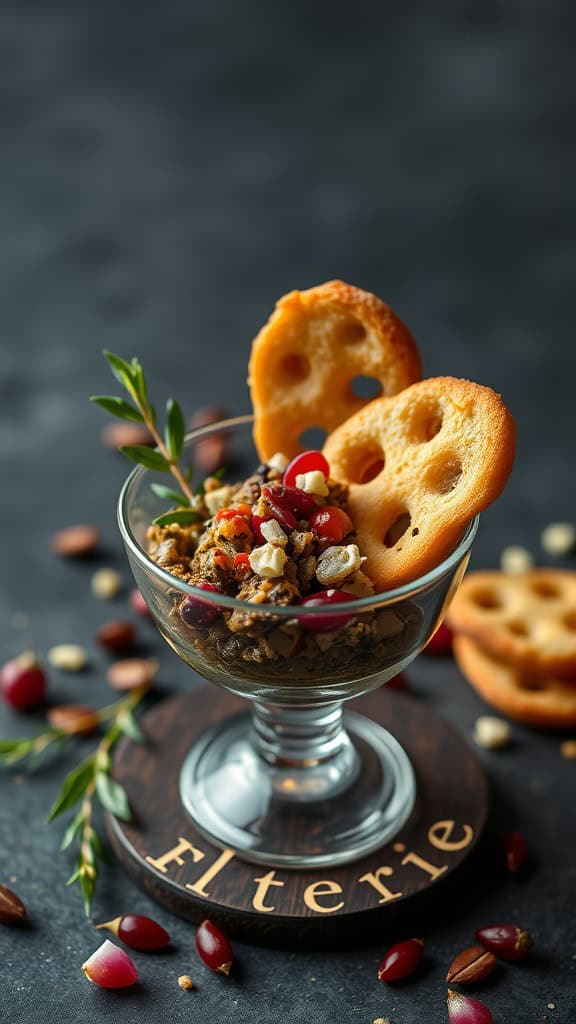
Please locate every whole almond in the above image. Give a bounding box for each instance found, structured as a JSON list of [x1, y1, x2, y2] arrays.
[[107, 658, 159, 692], [96, 621, 135, 653], [51, 525, 100, 558], [101, 421, 154, 450], [47, 704, 99, 736], [0, 884, 27, 925], [446, 946, 496, 985]]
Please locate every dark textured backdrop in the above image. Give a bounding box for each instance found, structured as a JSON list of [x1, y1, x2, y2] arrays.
[[1, 2, 575, 1022]]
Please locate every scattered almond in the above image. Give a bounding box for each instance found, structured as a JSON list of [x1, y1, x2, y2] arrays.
[[96, 621, 135, 653], [560, 739, 576, 760], [47, 644, 88, 672], [51, 525, 100, 558], [0, 884, 27, 925], [91, 568, 122, 600], [101, 421, 154, 450], [474, 715, 512, 750], [107, 658, 159, 692], [500, 545, 534, 575], [47, 704, 99, 736], [541, 522, 576, 557]]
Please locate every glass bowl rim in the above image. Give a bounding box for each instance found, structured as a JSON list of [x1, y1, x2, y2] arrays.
[[117, 414, 479, 617]]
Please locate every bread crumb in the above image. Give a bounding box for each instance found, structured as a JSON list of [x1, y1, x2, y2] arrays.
[[373, 1018, 391, 1024], [500, 545, 534, 574], [178, 975, 194, 990], [561, 740, 576, 760], [474, 715, 512, 750], [541, 522, 576, 557]]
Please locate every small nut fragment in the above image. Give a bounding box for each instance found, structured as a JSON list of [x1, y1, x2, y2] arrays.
[[560, 739, 576, 760], [47, 644, 88, 672], [47, 704, 99, 736], [107, 658, 159, 692], [446, 945, 496, 984], [101, 421, 153, 450], [204, 485, 235, 516], [474, 715, 512, 750], [0, 883, 27, 925], [51, 525, 100, 558], [500, 545, 534, 575], [316, 544, 361, 586], [91, 568, 122, 600], [96, 621, 135, 653], [178, 974, 195, 991], [295, 470, 329, 496], [267, 452, 289, 473], [541, 522, 576, 556], [341, 570, 375, 597], [260, 519, 288, 547], [249, 543, 287, 579]]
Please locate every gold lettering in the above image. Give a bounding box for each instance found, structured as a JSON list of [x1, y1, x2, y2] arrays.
[[358, 866, 402, 904], [186, 848, 235, 898], [146, 836, 205, 874], [401, 850, 447, 880], [303, 880, 344, 914], [252, 870, 285, 913], [428, 820, 474, 852]]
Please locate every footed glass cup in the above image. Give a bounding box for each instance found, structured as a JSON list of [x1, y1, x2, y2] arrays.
[[118, 416, 478, 868]]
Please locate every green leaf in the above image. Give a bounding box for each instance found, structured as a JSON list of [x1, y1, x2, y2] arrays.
[[213, 466, 227, 481], [130, 357, 148, 408], [119, 446, 170, 472], [81, 870, 96, 917], [66, 866, 82, 886], [95, 773, 132, 822], [60, 809, 85, 851], [0, 738, 29, 753], [47, 757, 94, 822], [103, 350, 138, 396], [117, 710, 144, 742], [90, 395, 144, 422], [150, 483, 190, 506], [90, 830, 112, 865], [152, 509, 203, 528], [165, 398, 185, 461]]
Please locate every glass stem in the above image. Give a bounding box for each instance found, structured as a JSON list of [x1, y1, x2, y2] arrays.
[[250, 701, 359, 799]]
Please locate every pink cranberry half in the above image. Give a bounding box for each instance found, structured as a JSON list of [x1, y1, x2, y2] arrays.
[[180, 583, 221, 628], [298, 589, 355, 632]]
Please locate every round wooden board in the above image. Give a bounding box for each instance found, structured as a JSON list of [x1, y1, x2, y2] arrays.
[[107, 687, 488, 945]]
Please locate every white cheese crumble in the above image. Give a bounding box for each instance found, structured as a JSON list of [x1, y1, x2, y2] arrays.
[[473, 715, 512, 750], [204, 485, 235, 516], [248, 543, 287, 579], [267, 452, 289, 473], [541, 522, 576, 556], [295, 470, 329, 497], [260, 519, 288, 546]]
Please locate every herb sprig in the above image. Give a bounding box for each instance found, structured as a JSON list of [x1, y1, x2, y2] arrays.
[[91, 352, 202, 528], [0, 685, 148, 915]]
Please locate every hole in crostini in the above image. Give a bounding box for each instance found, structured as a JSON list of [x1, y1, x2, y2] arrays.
[[472, 588, 502, 610], [425, 455, 463, 495], [406, 398, 444, 443], [507, 620, 529, 637], [280, 353, 310, 382], [335, 440, 385, 484], [350, 375, 383, 401], [384, 512, 412, 549], [518, 675, 546, 692], [531, 580, 561, 600], [563, 612, 576, 631], [299, 425, 328, 449], [333, 318, 366, 344]]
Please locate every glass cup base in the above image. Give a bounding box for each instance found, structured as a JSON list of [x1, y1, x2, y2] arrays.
[[179, 710, 416, 868]]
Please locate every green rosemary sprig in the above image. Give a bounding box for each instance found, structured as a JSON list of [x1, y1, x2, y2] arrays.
[[91, 351, 202, 527], [1, 685, 148, 916]]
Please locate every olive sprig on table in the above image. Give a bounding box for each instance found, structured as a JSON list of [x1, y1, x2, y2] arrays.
[[91, 351, 202, 528], [0, 684, 149, 915]]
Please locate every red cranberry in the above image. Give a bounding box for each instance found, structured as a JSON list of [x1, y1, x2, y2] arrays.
[[262, 484, 316, 518], [283, 450, 330, 488], [0, 653, 47, 711], [129, 589, 151, 618], [384, 672, 408, 690], [424, 622, 453, 655], [251, 500, 297, 541], [180, 583, 221, 627], [195, 919, 234, 975], [377, 938, 424, 982], [310, 506, 354, 542], [96, 913, 171, 950], [299, 590, 355, 632]]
